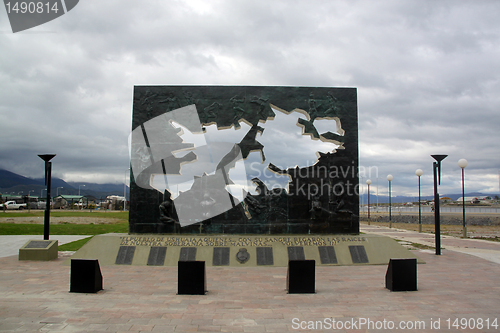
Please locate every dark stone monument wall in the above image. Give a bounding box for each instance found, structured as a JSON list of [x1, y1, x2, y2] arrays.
[[129, 86, 359, 235]]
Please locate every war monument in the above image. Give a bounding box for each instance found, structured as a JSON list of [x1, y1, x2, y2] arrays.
[[70, 86, 420, 268]]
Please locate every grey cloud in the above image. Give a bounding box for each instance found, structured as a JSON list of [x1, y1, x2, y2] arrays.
[[0, 0, 499, 197]]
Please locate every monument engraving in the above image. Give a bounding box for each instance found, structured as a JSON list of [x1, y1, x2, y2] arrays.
[[115, 246, 135, 265], [129, 86, 358, 234], [256, 247, 274, 266], [179, 247, 197, 261], [213, 247, 230, 266], [26, 240, 51, 249], [119, 235, 367, 247], [349, 245, 369, 264], [147, 246, 167, 266], [318, 246, 338, 264]]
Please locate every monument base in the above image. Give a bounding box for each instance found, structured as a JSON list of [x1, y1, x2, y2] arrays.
[[19, 240, 58, 261], [66, 234, 424, 267]]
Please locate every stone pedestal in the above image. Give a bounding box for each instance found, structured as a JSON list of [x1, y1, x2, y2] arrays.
[[19, 240, 58, 261]]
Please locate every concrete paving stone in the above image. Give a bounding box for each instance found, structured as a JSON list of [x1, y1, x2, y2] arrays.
[[221, 326, 244, 332], [212, 319, 237, 326], [102, 323, 133, 331], [18, 323, 46, 331], [81, 316, 108, 324], [150, 326, 177, 333], [0, 323, 22, 331], [167, 318, 188, 326], [1, 228, 500, 332], [189, 319, 214, 326], [173, 324, 199, 331], [39, 323, 69, 331], [196, 325, 222, 332], [242, 326, 266, 332], [127, 318, 154, 325], [129, 324, 154, 331], [153, 316, 176, 324]]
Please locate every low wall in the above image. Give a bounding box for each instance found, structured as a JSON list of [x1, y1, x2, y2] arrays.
[[367, 213, 500, 226]]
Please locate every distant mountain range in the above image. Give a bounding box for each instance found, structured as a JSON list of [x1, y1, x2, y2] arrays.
[[0, 169, 128, 199]]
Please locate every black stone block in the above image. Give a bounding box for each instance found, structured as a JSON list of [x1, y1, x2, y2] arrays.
[[129, 86, 359, 235], [287, 260, 315, 294], [70, 259, 103, 293], [178, 261, 206, 295], [386, 258, 417, 291]]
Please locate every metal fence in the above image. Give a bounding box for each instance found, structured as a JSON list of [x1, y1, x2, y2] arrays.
[[360, 206, 500, 214]]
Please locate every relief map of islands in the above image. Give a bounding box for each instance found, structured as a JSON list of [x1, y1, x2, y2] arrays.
[[129, 86, 359, 235]]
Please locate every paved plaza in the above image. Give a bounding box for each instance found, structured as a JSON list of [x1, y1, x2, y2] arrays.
[[1, 225, 499, 332]]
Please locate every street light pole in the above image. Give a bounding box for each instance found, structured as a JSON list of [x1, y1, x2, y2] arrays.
[[366, 179, 372, 223], [38, 154, 56, 240], [458, 159, 468, 238], [124, 168, 130, 211], [79, 184, 85, 196], [416, 169, 423, 233], [28, 190, 34, 212], [431, 154, 447, 255], [360, 176, 364, 213], [387, 174, 393, 228]]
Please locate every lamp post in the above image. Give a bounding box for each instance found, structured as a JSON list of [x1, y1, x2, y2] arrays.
[[458, 159, 468, 238], [28, 190, 34, 213], [57, 187, 63, 196], [387, 174, 393, 228], [415, 169, 423, 233], [28, 190, 35, 213], [431, 154, 447, 255], [124, 168, 130, 211], [79, 184, 85, 196], [38, 154, 56, 240], [359, 176, 364, 213], [366, 179, 372, 223]]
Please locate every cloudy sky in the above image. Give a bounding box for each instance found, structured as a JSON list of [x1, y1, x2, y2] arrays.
[[1, 0, 499, 198]]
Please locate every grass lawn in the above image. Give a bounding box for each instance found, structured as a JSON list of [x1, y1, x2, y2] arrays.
[[0, 211, 129, 251], [0, 222, 128, 235], [0, 211, 128, 219], [0, 211, 128, 235], [58, 236, 94, 251]]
